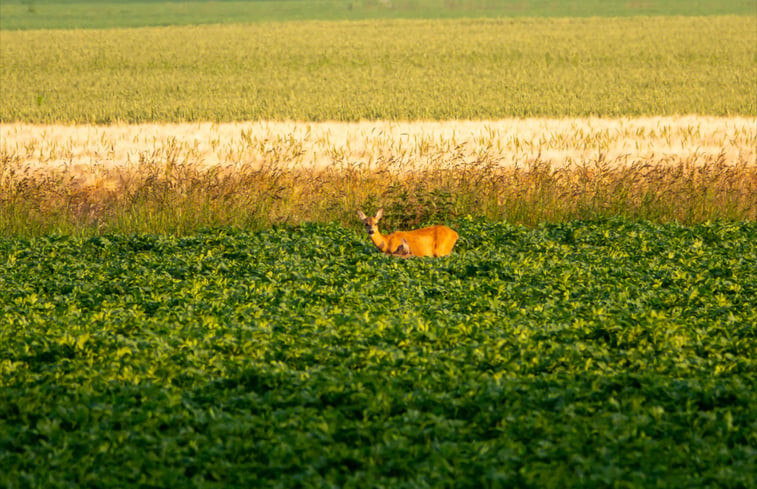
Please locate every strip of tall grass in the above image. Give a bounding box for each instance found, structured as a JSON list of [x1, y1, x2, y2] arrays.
[[2, 149, 754, 237], [1, 17, 755, 123], [2, 0, 754, 30]]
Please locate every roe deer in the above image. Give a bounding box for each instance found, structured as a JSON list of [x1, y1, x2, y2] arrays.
[[357, 208, 458, 258]]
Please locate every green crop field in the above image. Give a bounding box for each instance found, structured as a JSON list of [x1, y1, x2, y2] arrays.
[[1, 16, 756, 123], [1, 0, 755, 30], [1, 219, 755, 488]]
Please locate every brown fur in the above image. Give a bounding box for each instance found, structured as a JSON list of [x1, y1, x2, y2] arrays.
[[357, 208, 458, 258]]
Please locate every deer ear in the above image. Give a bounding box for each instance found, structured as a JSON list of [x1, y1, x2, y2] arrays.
[[356, 209, 367, 221], [375, 208, 384, 221]]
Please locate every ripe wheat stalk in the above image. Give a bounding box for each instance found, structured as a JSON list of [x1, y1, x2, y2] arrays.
[[1, 117, 755, 235]]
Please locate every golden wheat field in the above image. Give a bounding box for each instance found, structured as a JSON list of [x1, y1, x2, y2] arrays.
[[1, 116, 755, 234], [3, 116, 755, 170]]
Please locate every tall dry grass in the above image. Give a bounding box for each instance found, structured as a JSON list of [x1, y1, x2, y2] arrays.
[[1, 118, 755, 236]]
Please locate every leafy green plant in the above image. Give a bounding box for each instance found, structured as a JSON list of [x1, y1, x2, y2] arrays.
[[1, 219, 755, 488]]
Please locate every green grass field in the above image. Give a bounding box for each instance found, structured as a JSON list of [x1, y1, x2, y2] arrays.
[[1, 0, 755, 30], [2, 17, 755, 123], [1, 220, 755, 488]]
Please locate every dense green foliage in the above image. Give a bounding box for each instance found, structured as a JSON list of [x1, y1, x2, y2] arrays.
[[1, 0, 755, 30], [2, 17, 755, 122], [1, 219, 755, 488]]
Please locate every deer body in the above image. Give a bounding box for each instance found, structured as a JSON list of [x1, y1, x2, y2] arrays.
[[357, 209, 458, 258]]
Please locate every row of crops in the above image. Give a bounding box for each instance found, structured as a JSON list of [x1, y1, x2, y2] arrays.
[[2, 17, 755, 122], [1, 219, 755, 487]]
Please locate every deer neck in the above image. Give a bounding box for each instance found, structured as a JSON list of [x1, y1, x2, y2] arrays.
[[369, 229, 390, 253]]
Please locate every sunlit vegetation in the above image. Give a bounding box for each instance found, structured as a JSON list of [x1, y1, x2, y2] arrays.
[[2, 2, 755, 487], [1, 220, 755, 487], [2, 118, 755, 236], [2, 17, 755, 123]]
